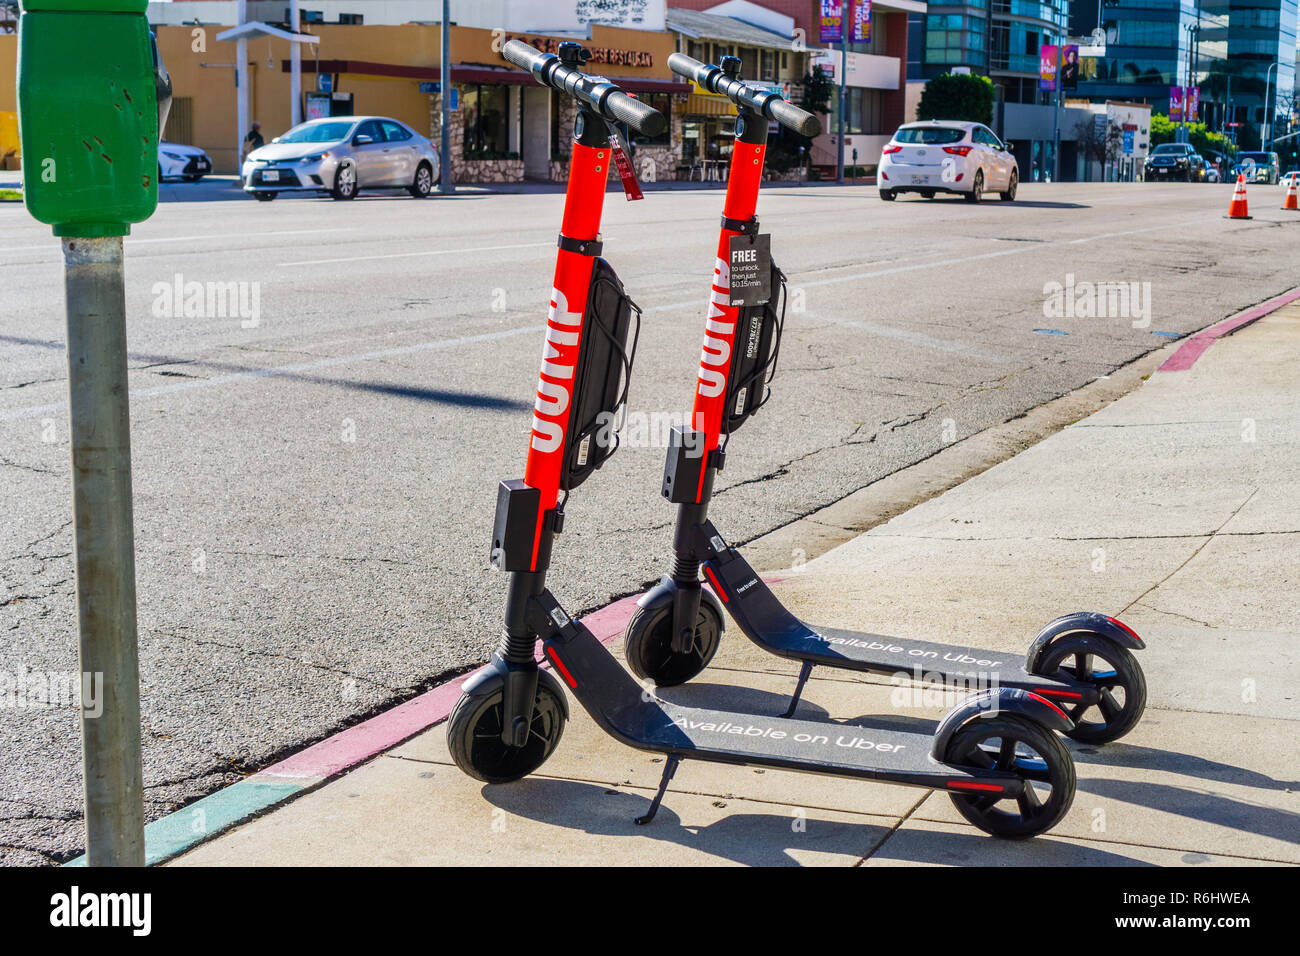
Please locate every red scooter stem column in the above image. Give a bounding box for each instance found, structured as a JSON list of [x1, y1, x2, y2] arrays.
[[522, 137, 611, 568], [687, 138, 767, 499]]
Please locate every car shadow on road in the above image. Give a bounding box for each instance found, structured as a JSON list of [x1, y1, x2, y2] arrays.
[[902, 197, 1090, 209]]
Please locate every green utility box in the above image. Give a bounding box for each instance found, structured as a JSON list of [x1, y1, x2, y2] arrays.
[[17, 0, 162, 236]]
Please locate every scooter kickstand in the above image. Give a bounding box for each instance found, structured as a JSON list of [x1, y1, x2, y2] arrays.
[[635, 755, 681, 825], [780, 662, 815, 718]]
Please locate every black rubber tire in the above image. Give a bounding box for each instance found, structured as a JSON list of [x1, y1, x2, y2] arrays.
[[879, 189, 896, 201], [331, 163, 358, 200], [625, 593, 724, 687], [964, 170, 983, 203], [408, 162, 434, 198], [944, 714, 1075, 838], [253, 191, 277, 201], [1000, 169, 1018, 201], [446, 676, 567, 784], [1034, 633, 1147, 744], [184, 175, 203, 183]]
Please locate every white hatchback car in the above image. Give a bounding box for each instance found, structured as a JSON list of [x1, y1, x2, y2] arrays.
[[878, 121, 1017, 202]]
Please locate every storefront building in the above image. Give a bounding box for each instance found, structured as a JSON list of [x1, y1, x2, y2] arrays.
[[667, 7, 813, 180], [140, 19, 682, 181], [668, 0, 916, 177]]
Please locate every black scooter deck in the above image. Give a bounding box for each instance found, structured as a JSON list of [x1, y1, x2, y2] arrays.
[[700, 527, 1098, 704], [539, 605, 1022, 796]]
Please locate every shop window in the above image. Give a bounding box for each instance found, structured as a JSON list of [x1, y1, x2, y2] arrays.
[[761, 50, 775, 81], [337, 12, 362, 24], [463, 84, 512, 160]]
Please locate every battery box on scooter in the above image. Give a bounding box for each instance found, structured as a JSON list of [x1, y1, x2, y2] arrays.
[[563, 257, 641, 490], [724, 260, 785, 433]]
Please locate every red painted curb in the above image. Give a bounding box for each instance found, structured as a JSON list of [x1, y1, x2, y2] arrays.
[[260, 593, 643, 782], [1159, 287, 1300, 372]]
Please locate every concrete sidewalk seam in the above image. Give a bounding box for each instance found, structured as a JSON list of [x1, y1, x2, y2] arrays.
[[1118, 488, 1259, 617]]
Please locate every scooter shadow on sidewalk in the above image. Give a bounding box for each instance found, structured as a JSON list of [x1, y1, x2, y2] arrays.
[[1075, 778, 1300, 847], [1071, 742, 1300, 793], [478, 777, 1157, 866]]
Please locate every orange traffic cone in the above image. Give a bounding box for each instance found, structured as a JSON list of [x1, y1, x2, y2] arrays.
[[1283, 178, 1298, 211], [1226, 174, 1251, 219]]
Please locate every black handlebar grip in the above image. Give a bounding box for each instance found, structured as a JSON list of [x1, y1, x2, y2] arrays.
[[767, 98, 821, 138], [603, 90, 667, 138], [501, 39, 552, 77], [667, 52, 712, 87]]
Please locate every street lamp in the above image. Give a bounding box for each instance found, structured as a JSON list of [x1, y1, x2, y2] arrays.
[[1263, 61, 1279, 151]]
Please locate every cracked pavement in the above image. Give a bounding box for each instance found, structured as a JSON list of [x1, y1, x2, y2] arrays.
[[2, 180, 1299, 864]]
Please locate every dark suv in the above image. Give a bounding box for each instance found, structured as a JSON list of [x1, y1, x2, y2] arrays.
[[1145, 143, 1197, 181]]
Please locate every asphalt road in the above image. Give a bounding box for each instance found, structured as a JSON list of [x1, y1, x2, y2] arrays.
[[2, 178, 1298, 864]]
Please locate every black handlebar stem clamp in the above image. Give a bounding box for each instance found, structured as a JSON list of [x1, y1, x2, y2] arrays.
[[558, 41, 590, 69]]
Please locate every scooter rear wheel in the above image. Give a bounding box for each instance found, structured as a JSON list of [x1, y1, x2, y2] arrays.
[[625, 596, 723, 687], [943, 715, 1075, 838], [446, 677, 567, 784], [1034, 633, 1146, 744]]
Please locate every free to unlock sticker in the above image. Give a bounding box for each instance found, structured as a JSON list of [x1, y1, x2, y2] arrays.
[[728, 233, 771, 307]]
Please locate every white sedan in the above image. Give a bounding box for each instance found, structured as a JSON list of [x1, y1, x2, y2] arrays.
[[158, 140, 212, 182], [878, 121, 1017, 202]]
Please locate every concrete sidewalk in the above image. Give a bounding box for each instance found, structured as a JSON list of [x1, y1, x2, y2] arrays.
[[173, 305, 1300, 867]]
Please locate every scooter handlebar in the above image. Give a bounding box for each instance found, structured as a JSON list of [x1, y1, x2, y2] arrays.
[[502, 39, 665, 138], [603, 90, 666, 138], [501, 39, 551, 76], [768, 98, 821, 138], [667, 52, 821, 137]]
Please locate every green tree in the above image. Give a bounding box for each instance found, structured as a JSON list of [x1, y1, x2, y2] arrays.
[[800, 65, 833, 117], [916, 73, 995, 126], [1149, 113, 1233, 160]]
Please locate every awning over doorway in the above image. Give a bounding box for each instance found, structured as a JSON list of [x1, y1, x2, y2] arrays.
[[282, 60, 689, 96]]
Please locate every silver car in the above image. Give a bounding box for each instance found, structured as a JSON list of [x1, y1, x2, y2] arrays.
[[241, 116, 440, 201]]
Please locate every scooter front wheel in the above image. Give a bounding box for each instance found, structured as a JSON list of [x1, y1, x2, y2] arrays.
[[446, 675, 567, 784], [1034, 633, 1146, 744], [943, 715, 1075, 839], [625, 593, 724, 687]]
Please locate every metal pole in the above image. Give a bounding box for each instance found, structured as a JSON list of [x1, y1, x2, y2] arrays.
[[836, 6, 847, 184], [1264, 62, 1277, 151], [289, 0, 302, 127], [62, 236, 145, 867], [236, 0, 248, 168], [438, 0, 454, 194], [1052, 32, 1061, 182]]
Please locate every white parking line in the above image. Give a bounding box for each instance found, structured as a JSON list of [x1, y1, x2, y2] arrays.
[[278, 241, 556, 267], [0, 229, 352, 257], [0, 325, 544, 422]]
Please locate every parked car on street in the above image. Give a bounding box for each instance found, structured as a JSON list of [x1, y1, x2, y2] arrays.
[[1187, 154, 1217, 182], [878, 120, 1017, 202], [241, 116, 441, 201], [1231, 151, 1280, 185], [1280, 170, 1298, 188], [1144, 143, 1198, 181], [158, 140, 212, 182]]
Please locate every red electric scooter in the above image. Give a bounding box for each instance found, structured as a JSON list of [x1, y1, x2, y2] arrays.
[[623, 52, 1147, 745], [447, 40, 1079, 838]]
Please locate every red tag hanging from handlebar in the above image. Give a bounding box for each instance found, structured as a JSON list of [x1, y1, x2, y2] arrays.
[[605, 121, 644, 201]]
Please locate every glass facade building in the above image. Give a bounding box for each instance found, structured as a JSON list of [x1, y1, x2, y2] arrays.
[[1071, 0, 1297, 150]]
